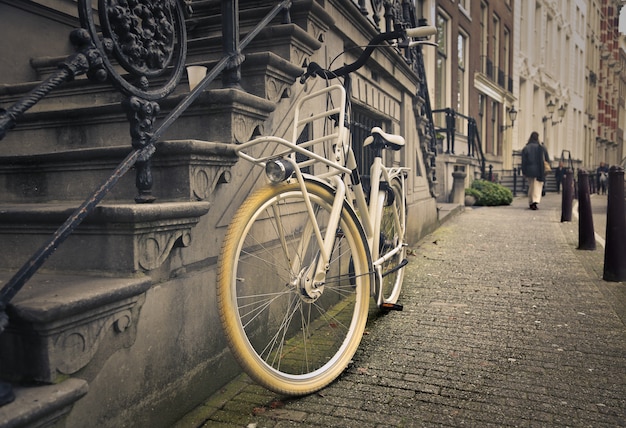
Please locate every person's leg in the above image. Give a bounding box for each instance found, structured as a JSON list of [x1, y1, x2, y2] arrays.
[[532, 180, 544, 206], [527, 178, 542, 209], [527, 177, 535, 206]]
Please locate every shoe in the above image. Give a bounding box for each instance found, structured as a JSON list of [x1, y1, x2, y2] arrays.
[[530, 203, 538, 210]]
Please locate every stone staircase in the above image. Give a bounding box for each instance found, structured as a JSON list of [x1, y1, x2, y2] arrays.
[[0, 1, 331, 426], [499, 171, 558, 195]]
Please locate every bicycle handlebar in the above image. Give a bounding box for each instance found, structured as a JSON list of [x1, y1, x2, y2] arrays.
[[405, 26, 437, 39], [300, 26, 436, 84]]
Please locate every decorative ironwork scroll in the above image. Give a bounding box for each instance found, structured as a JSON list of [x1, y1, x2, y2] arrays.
[[122, 96, 160, 203], [78, 0, 189, 101], [78, 0, 190, 203]]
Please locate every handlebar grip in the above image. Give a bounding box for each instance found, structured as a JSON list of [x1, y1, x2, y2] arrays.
[[406, 26, 437, 39]]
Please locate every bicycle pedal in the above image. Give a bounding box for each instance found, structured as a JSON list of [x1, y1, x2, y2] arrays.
[[381, 302, 403, 311]]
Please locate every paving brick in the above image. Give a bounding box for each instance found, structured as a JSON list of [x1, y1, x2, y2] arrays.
[[176, 194, 626, 427]]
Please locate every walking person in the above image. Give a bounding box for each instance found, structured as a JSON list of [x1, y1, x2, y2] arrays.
[[554, 161, 565, 194], [596, 162, 609, 195], [521, 131, 550, 210]]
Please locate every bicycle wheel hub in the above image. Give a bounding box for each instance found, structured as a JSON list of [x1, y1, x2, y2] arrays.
[[295, 266, 324, 302]]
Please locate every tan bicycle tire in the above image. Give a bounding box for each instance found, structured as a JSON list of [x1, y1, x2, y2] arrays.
[[217, 179, 371, 396], [376, 178, 406, 305]]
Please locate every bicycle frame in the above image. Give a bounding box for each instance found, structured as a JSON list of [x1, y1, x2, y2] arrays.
[[349, 142, 409, 305], [234, 83, 407, 301]]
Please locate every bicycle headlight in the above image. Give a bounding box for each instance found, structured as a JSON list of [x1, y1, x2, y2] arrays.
[[265, 158, 294, 184]]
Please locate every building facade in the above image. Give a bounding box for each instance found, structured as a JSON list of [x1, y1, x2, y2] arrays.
[[420, 0, 515, 198], [0, 0, 442, 426], [514, 0, 585, 169], [431, 0, 624, 182], [593, 0, 625, 167]]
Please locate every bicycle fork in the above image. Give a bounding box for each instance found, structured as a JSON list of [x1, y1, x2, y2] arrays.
[[293, 176, 346, 300]]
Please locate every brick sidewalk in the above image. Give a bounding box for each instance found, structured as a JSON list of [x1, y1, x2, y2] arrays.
[[174, 193, 626, 427]]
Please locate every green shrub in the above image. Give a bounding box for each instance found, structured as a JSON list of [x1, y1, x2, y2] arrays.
[[464, 187, 481, 199], [465, 180, 513, 206]]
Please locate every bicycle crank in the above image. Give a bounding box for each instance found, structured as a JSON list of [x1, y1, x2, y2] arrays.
[[381, 258, 408, 277]]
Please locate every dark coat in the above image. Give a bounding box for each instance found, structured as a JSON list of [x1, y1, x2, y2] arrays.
[[522, 140, 549, 182]]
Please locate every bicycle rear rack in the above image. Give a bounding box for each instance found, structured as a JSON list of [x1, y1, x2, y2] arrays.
[[235, 84, 352, 179]]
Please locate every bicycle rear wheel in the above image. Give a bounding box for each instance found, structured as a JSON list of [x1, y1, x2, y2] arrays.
[[376, 179, 406, 305], [217, 180, 371, 396]]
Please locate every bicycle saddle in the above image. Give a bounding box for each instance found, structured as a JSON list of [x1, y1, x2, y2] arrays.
[[363, 127, 405, 151]]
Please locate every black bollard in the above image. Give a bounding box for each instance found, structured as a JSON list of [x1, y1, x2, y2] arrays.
[[603, 166, 626, 281], [577, 170, 596, 250], [561, 170, 574, 222]]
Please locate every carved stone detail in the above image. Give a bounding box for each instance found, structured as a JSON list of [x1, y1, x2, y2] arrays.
[[371, 0, 384, 28], [233, 113, 263, 144], [138, 229, 191, 270], [309, 20, 327, 43], [290, 45, 309, 69], [265, 76, 292, 103], [54, 302, 138, 375], [192, 166, 230, 200], [289, 0, 332, 43], [0, 276, 151, 383]]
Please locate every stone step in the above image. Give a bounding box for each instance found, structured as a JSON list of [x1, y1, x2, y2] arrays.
[[0, 272, 152, 384], [500, 173, 558, 193], [0, 139, 235, 273], [0, 378, 88, 428], [0, 18, 321, 156], [0, 140, 237, 204], [0, 200, 212, 273], [0, 82, 277, 156], [186, 0, 331, 43]]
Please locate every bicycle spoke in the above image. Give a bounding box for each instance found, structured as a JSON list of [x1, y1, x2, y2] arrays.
[[237, 289, 291, 330], [264, 295, 301, 369], [218, 181, 370, 393]]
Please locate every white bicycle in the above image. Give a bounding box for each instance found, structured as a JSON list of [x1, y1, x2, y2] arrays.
[[217, 25, 437, 396]]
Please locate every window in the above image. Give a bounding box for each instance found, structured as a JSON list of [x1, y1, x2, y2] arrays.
[[435, 13, 450, 126], [489, 101, 497, 155], [457, 32, 468, 113], [534, 3, 542, 65], [459, 0, 470, 14], [520, 1, 528, 53], [350, 108, 383, 175], [478, 94, 486, 156], [480, 2, 488, 75], [503, 27, 510, 90], [492, 14, 500, 73]]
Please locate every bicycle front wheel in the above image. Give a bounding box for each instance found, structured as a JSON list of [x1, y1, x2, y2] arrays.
[[217, 180, 371, 396], [376, 179, 406, 305]]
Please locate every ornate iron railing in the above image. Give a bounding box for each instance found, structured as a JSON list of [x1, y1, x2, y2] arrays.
[[432, 107, 486, 179], [0, 0, 292, 336]]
